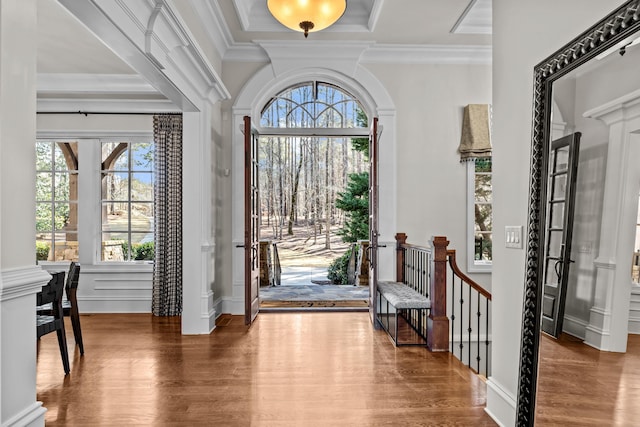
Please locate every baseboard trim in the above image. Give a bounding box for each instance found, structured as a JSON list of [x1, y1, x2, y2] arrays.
[[4, 401, 46, 427], [213, 296, 224, 318], [222, 296, 244, 315], [562, 314, 588, 340], [79, 297, 151, 313], [485, 378, 516, 427], [629, 315, 640, 334]]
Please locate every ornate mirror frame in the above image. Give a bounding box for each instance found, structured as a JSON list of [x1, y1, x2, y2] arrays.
[[516, 1, 640, 425]]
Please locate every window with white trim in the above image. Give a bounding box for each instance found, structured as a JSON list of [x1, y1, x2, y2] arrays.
[[100, 141, 154, 261], [36, 141, 79, 262], [467, 157, 492, 272], [35, 137, 154, 264]]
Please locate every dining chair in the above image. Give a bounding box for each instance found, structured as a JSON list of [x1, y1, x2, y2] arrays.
[[65, 262, 84, 355], [37, 262, 84, 355], [36, 271, 70, 374]]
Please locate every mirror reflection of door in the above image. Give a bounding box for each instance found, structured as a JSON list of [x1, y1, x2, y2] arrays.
[[541, 132, 581, 337], [368, 117, 379, 324], [244, 116, 260, 325]]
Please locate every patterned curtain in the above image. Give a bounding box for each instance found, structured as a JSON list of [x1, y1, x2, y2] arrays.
[[152, 114, 183, 316]]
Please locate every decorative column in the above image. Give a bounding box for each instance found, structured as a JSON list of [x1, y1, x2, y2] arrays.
[[0, 0, 50, 425], [182, 109, 217, 334], [429, 236, 450, 351], [583, 90, 640, 352]]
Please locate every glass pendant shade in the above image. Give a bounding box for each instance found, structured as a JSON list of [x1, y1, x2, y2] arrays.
[[267, 0, 346, 37]]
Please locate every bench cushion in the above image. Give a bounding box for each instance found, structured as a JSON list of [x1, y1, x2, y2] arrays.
[[378, 281, 431, 309]]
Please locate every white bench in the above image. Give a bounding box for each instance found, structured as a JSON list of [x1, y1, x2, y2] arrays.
[[376, 281, 431, 346]]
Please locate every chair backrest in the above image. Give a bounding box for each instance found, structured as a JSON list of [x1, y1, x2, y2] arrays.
[[36, 270, 70, 374], [37, 271, 65, 315], [66, 262, 81, 292]]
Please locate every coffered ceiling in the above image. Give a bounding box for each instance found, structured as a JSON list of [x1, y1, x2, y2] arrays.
[[215, 0, 491, 45], [36, 0, 492, 108]]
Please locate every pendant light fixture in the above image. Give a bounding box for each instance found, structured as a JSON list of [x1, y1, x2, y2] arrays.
[[267, 0, 346, 38]]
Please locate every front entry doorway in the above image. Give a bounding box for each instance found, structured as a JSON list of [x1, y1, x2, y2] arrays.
[[243, 81, 379, 319]]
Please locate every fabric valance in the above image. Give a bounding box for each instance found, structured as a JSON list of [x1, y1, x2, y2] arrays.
[[458, 104, 492, 162]]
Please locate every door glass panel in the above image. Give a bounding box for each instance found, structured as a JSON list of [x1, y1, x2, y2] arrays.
[[555, 147, 569, 172], [547, 230, 562, 258], [552, 174, 567, 200], [545, 259, 560, 285], [550, 203, 565, 229]]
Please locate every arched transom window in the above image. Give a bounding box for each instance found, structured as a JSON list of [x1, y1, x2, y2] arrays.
[[261, 81, 366, 129]]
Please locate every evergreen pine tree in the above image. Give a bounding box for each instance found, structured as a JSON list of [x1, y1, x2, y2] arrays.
[[335, 109, 369, 243], [335, 171, 369, 242]]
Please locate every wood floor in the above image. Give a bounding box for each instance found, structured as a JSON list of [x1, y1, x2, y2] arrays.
[[536, 332, 640, 426], [37, 312, 495, 426]]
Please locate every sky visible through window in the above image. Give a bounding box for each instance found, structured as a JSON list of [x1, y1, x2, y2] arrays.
[[261, 81, 365, 129]]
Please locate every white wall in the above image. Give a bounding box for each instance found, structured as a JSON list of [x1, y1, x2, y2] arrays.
[[217, 61, 267, 308], [364, 62, 492, 289], [216, 60, 492, 307], [489, 0, 625, 424]]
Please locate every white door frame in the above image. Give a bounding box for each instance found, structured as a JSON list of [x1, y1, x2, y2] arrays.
[[229, 64, 397, 315]]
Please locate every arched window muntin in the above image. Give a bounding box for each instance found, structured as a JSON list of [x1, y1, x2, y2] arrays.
[[261, 81, 367, 129]]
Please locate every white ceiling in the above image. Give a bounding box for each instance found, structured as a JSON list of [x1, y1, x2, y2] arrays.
[[36, 0, 492, 103], [218, 0, 491, 44]]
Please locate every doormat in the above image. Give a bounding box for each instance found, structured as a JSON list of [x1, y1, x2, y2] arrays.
[[260, 300, 369, 308]]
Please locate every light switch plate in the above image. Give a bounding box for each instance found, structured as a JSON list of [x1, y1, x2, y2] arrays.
[[505, 226, 523, 249]]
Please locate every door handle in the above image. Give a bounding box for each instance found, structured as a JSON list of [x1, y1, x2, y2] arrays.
[[554, 259, 563, 283]]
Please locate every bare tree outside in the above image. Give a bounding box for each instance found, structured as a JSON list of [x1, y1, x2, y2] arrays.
[[258, 81, 368, 272]]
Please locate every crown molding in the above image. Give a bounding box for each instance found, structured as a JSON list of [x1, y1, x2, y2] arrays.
[[37, 73, 158, 95], [583, 88, 640, 125], [224, 42, 492, 65], [224, 42, 270, 62], [189, 0, 233, 58], [368, 0, 385, 31], [256, 40, 373, 76], [36, 98, 179, 114], [197, 0, 489, 65], [451, 0, 492, 35], [361, 44, 492, 65], [231, 0, 252, 31], [59, 0, 230, 110]]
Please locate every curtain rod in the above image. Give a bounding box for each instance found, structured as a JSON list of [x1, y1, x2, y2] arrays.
[[36, 111, 181, 116]]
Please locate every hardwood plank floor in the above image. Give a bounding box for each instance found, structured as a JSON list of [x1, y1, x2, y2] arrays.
[[37, 312, 495, 426], [536, 333, 640, 426]]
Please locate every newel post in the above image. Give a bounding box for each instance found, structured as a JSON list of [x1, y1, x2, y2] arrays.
[[395, 232, 407, 283], [429, 236, 450, 352]]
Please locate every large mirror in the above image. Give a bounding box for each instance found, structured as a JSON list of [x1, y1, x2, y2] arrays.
[[517, 1, 640, 425]]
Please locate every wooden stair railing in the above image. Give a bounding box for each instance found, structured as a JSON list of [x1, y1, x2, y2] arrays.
[[395, 233, 492, 377], [446, 247, 492, 377]]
